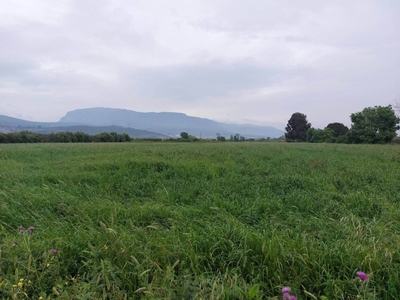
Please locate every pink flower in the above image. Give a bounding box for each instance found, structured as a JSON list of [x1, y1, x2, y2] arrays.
[[356, 271, 368, 281], [283, 292, 291, 300], [281, 287, 291, 293], [49, 249, 58, 253], [27, 226, 35, 234], [290, 296, 297, 300], [18, 225, 24, 234]]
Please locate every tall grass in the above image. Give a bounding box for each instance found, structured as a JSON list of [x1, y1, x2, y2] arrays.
[[0, 142, 399, 299]]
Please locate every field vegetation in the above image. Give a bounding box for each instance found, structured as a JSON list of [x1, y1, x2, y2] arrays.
[[0, 142, 399, 299]]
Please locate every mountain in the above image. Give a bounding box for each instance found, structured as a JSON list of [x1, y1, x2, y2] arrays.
[[60, 107, 284, 138], [1, 108, 284, 138], [0, 115, 57, 128], [218, 122, 284, 139], [0, 115, 166, 138], [30, 125, 167, 138]]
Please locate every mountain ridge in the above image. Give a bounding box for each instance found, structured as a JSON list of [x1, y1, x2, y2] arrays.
[[1, 107, 284, 138], [59, 107, 284, 138]]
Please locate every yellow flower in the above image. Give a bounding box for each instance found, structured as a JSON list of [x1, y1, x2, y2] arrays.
[[17, 281, 23, 288], [103, 245, 108, 250], [19, 278, 24, 282], [47, 263, 51, 268], [392, 250, 396, 254], [385, 248, 389, 251], [12, 284, 17, 289], [121, 248, 125, 253], [39, 297, 43, 300]]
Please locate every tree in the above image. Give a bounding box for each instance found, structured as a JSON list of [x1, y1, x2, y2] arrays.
[[180, 132, 189, 139], [326, 123, 349, 138], [285, 112, 311, 142], [347, 105, 400, 144], [216, 133, 226, 142], [307, 128, 334, 143]]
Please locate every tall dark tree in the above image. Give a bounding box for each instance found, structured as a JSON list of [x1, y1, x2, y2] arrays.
[[326, 122, 349, 137], [347, 105, 399, 144], [285, 112, 311, 142], [180, 132, 189, 139]]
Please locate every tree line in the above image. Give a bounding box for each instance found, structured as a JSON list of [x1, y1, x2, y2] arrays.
[[0, 131, 132, 143], [285, 105, 400, 144]]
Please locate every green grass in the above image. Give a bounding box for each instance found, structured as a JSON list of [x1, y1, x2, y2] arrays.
[[0, 142, 399, 299]]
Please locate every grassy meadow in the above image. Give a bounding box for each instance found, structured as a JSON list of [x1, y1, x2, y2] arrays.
[[0, 142, 399, 299]]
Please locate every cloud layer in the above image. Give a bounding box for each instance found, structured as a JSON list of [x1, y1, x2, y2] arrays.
[[1, 0, 399, 128]]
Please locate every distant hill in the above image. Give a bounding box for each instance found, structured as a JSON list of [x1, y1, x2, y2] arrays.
[[217, 122, 284, 139], [60, 107, 284, 138], [0, 115, 57, 128], [30, 125, 167, 139], [0, 115, 166, 138], [1, 108, 284, 138]]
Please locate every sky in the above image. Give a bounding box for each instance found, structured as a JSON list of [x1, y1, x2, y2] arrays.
[[0, 0, 399, 129]]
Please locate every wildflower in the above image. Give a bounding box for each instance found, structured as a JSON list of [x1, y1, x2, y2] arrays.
[[18, 225, 24, 234], [49, 248, 58, 253], [12, 284, 17, 289], [356, 271, 368, 281], [282, 287, 292, 300], [39, 297, 43, 300], [47, 263, 51, 268], [281, 286, 296, 300], [17, 281, 23, 288], [12, 243, 17, 247], [121, 248, 125, 253], [27, 226, 35, 234], [103, 245, 108, 250], [19, 278, 24, 282]]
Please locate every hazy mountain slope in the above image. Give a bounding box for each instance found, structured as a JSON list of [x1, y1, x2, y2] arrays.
[[0, 115, 55, 127], [60, 107, 284, 138], [218, 123, 284, 138], [31, 125, 166, 138]]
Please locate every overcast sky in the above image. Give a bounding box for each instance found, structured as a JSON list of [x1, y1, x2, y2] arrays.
[[1, 0, 399, 129]]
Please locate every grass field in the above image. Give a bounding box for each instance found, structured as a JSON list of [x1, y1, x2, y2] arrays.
[[0, 142, 399, 299]]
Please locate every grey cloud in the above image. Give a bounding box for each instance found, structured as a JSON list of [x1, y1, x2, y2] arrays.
[[131, 63, 281, 101], [0, 0, 399, 128]]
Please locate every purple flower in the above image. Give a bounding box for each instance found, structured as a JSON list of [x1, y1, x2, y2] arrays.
[[289, 296, 297, 300], [49, 249, 58, 253], [356, 271, 368, 281], [27, 226, 35, 234], [281, 287, 291, 293], [283, 292, 291, 300], [19, 229, 23, 234]]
